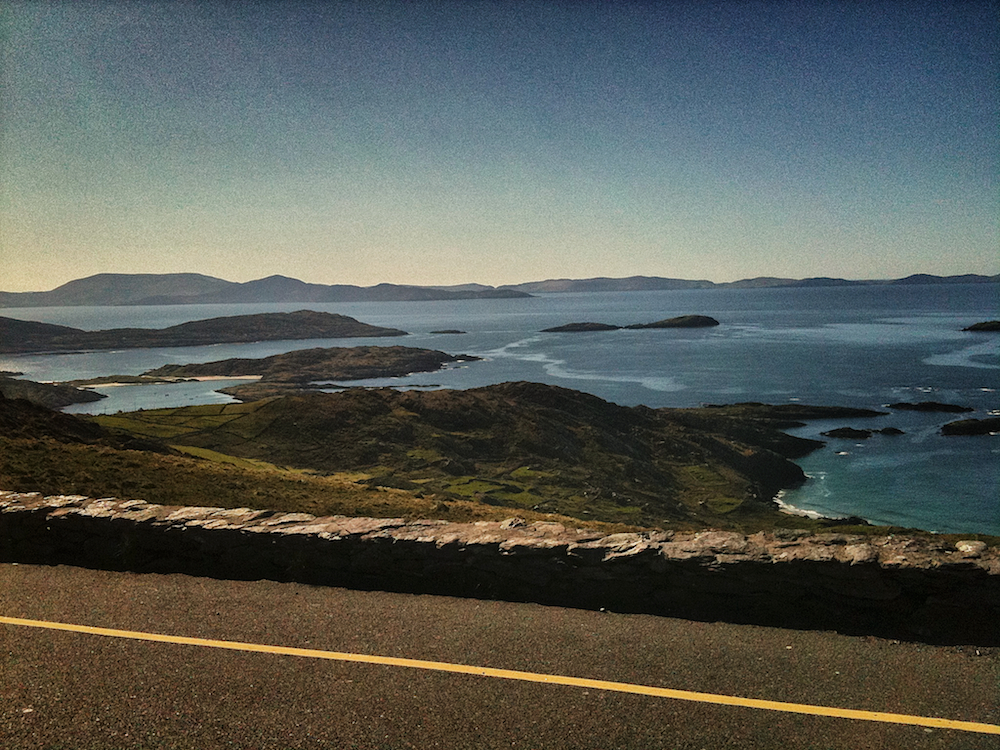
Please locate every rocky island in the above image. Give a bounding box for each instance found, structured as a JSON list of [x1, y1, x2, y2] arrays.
[[542, 315, 720, 333], [144, 346, 480, 401], [541, 322, 620, 333], [626, 315, 721, 329], [821, 426, 905, 439], [888, 401, 974, 413], [0, 310, 406, 354], [963, 320, 1000, 332], [941, 416, 1000, 436]]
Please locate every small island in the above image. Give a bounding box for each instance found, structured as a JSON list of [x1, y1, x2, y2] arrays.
[[541, 322, 621, 333], [626, 315, 721, 329], [821, 427, 904, 439], [941, 417, 1000, 436], [887, 401, 973, 413], [963, 321, 1000, 332], [542, 315, 720, 333]]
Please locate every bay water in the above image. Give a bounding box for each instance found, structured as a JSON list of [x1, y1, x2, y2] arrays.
[[2, 283, 997, 535]]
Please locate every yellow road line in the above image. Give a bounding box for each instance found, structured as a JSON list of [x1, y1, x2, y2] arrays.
[[2, 615, 997, 735]]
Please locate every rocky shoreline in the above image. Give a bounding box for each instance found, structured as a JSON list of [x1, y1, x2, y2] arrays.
[[2, 491, 997, 646]]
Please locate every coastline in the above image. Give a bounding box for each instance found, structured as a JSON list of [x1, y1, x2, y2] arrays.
[[773, 493, 834, 521], [74, 375, 263, 389]]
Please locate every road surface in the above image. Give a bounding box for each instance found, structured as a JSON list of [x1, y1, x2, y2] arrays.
[[1, 563, 997, 749]]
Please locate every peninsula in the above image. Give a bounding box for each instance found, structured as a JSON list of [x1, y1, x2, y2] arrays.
[[0, 310, 406, 354], [80, 383, 884, 530], [0, 373, 105, 409]]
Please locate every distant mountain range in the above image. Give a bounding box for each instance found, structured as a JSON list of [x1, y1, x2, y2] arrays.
[[0, 274, 530, 308], [0, 272, 996, 307], [498, 273, 999, 293]]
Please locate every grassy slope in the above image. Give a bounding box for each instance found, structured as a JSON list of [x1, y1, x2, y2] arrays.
[[7, 388, 988, 539], [86, 384, 848, 531], [0, 395, 625, 528]]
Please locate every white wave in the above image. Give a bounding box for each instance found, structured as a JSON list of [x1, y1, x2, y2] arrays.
[[923, 340, 1000, 370], [483, 336, 686, 392], [484, 336, 544, 356], [773, 495, 830, 520]]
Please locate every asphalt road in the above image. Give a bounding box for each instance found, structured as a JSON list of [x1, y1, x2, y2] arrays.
[[1, 563, 997, 749]]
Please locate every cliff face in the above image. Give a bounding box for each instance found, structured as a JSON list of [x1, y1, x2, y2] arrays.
[[2, 492, 996, 646]]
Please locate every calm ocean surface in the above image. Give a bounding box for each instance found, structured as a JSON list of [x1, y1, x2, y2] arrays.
[[3, 284, 998, 535]]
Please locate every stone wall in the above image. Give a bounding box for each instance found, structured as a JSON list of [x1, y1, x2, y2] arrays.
[[1, 491, 997, 645]]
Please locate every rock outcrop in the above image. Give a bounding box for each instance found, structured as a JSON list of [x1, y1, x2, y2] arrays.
[[2, 491, 996, 645]]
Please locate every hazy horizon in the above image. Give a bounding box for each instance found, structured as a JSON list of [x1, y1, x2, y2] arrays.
[[3, 267, 1000, 297], [3, 1, 997, 292]]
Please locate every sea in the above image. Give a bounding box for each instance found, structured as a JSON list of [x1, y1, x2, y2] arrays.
[[2, 283, 998, 536]]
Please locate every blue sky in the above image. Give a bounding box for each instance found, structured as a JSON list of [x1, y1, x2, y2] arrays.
[[2, 0, 997, 290]]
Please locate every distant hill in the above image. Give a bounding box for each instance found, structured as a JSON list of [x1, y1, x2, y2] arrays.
[[0, 273, 234, 307], [501, 276, 715, 293], [889, 273, 1000, 285], [1, 272, 996, 308], [504, 274, 998, 293], [0, 310, 407, 354]]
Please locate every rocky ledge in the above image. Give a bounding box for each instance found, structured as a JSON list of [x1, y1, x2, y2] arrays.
[[2, 491, 997, 646]]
